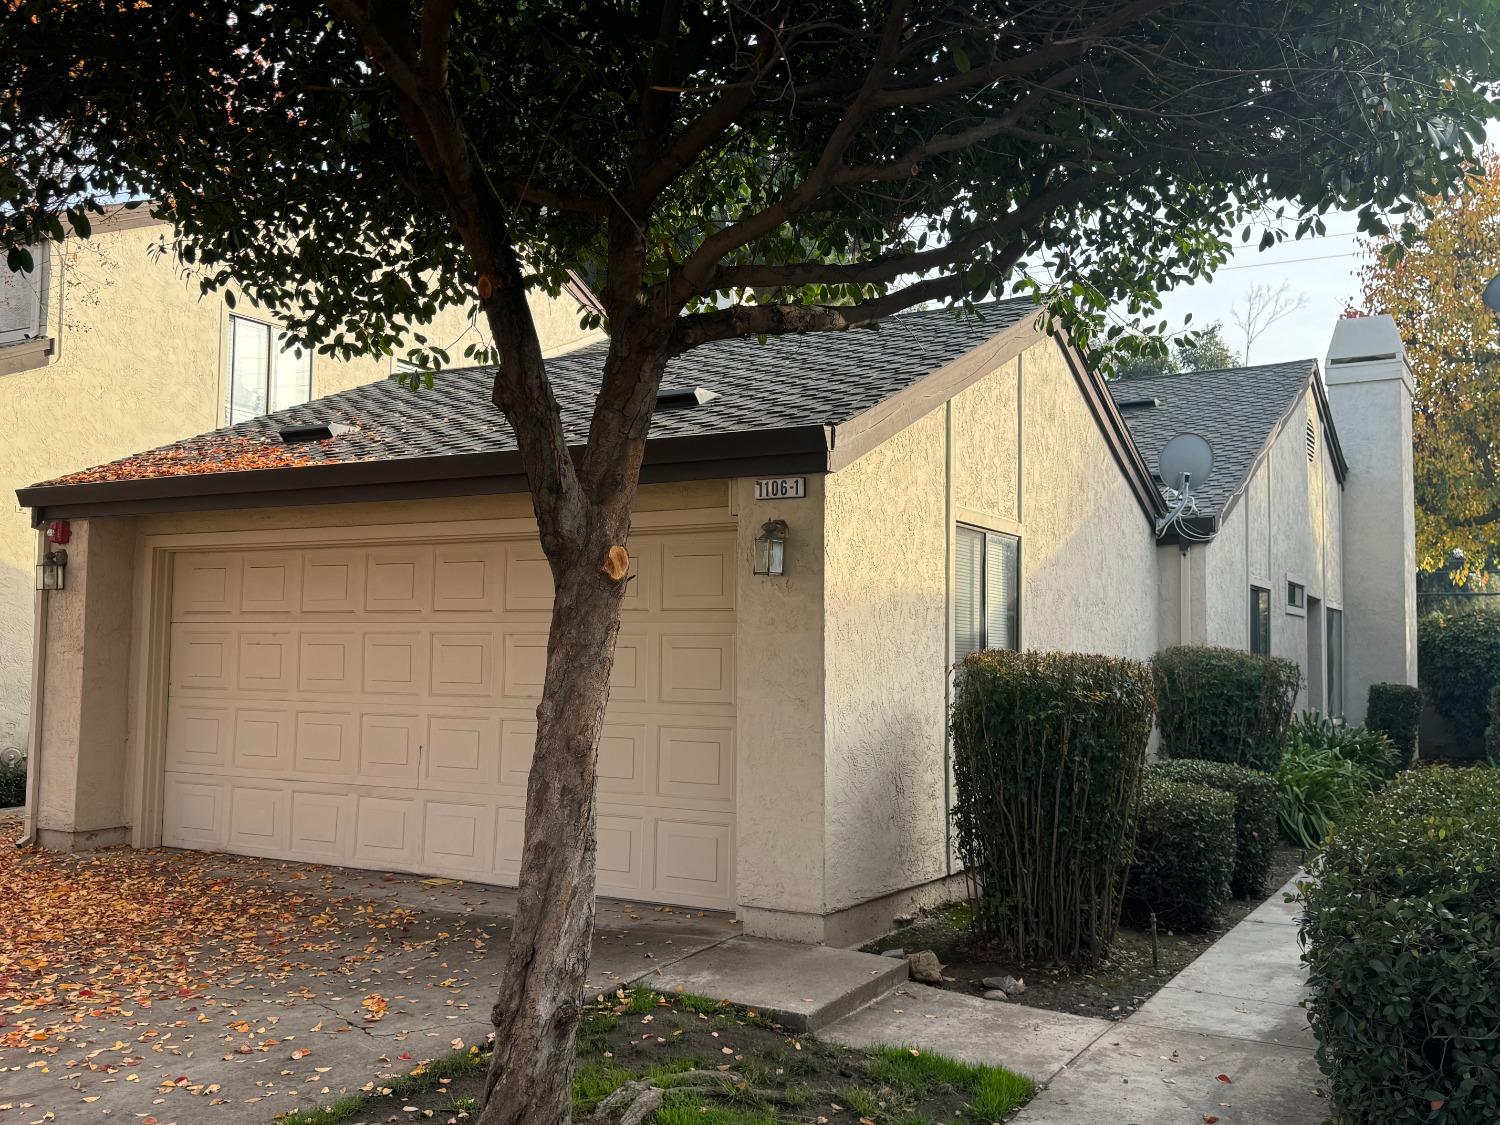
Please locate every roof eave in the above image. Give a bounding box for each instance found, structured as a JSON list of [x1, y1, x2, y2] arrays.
[[19, 424, 834, 524]]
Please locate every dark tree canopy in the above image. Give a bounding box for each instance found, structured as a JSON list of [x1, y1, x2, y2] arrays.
[[1, 0, 1495, 371], [1117, 321, 1240, 378]]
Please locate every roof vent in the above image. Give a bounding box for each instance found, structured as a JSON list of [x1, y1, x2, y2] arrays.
[[656, 386, 720, 410], [278, 422, 357, 443], [1116, 397, 1160, 411]]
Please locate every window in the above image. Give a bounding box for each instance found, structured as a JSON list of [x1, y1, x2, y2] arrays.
[[1287, 581, 1305, 610], [228, 315, 312, 424], [1249, 586, 1271, 655], [0, 250, 48, 345], [1326, 608, 1344, 718], [954, 525, 1019, 660]]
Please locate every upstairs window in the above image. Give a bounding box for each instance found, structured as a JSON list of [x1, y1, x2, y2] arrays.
[[1327, 609, 1345, 718], [1250, 586, 1271, 655], [1287, 581, 1306, 610], [0, 251, 48, 345], [955, 525, 1020, 660], [228, 315, 312, 424]]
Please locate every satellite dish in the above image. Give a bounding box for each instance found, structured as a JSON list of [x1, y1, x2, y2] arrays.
[[1485, 274, 1500, 313], [1158, 433, 1214, 495]]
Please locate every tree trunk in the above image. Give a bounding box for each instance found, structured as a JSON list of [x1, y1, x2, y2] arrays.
[[476, 531, 629, 1125]]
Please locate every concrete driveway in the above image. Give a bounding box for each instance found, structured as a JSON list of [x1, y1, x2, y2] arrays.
[[0, 815, 736, 1124]]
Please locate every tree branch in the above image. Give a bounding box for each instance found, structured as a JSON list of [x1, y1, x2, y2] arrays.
[[420, 0, 455, 88]]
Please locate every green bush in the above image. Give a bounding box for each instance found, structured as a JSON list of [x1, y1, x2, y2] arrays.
[[1150, 760, 1277, 898], [1152, 646, 1301, 771], [1275, 715, 1384, 848], [0, 760, 24, 808], [1365, 682, 1422, 772], [950, 650, 1155, 963], [1123, 778, 1236, 931], [1419, 605, 1500, 743], [1301, 768, 1500, 1125], [1487, 684, 1500, 766]]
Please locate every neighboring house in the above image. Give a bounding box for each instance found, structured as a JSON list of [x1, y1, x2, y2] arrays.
[[0, 206, 599, 761], [11, 299, 1415, 945]]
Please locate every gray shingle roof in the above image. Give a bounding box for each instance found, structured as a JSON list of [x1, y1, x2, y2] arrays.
[[34, 299, 1038, 490], [1107, 360, 1319, 516]]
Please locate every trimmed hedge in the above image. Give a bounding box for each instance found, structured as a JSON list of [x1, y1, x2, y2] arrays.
[[1152, 646, 1301, 771], [1419, 605, 1500, 743], [1123, 778, 1235, 931], [1366, 682, 1422, 771], [0, 761, 23, 808], [1301, 768, 1500, 1124], [951, 650, 1155, 963], [1151, 759, 1276, 898]]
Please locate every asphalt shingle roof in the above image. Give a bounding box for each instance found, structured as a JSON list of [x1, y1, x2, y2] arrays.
[[37, 299, 1038, 490], [1107, 360, 1319, 516]]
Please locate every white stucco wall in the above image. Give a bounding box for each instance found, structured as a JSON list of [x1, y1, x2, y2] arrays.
[[820, 338, 1158, 926], [0, 215, 599, 760], [1196, 390, 1347, 712]]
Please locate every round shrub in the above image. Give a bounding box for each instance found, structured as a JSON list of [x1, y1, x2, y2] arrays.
[[950, 649, 1155, 964], [1419, 605, 1500, 743], [0, 760, 24, 808], [1365, 682, 1422, 771], [1152, 645, 1301, 771], [1275, 714, 1385, 848], [1301, 768, 1500, 1125], [1123, 778, 1235, 932], [1151, 759, 1277, 898]]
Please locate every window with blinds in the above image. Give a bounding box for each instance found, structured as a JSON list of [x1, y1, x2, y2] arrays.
[[1250, 586, 1271, 655], [954, 525, 1019, 660], [228, 315, 313, 424], [1326, 608, 1344, 717]]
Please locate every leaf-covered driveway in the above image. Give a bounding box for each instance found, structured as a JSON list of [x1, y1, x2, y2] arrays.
[[0, 815, 734, 1123]]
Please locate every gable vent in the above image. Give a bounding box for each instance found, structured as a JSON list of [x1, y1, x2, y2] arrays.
[[278, 422, 356, 443], [1306, 418, 1317, 462], [656, 386, 720, 411]]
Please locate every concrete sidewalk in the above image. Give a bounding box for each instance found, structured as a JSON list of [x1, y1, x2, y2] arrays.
[[1012, 873, 1328, 1124]]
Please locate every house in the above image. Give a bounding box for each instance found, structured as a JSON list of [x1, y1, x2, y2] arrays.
[[0, 206, 598, 762], [11, 300, 1416, 945]]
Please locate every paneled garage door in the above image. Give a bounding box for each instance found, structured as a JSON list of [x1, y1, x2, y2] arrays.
[[159, 529, 737, 909]]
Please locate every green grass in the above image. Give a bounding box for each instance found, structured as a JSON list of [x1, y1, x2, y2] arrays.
[[273, 1096, 366, 1125], [274, 1047, 487, 1125], [653, 1104, 778, 1125], [841, 1085, 884, 1117], [571, 1058, 636, 1113], [623, 985, 660, 1013], [677, 991, 729, 1014], [867, 1045, 1036, 1120]]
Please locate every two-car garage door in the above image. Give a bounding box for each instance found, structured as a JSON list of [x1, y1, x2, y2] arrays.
[[159, 529, 738, 910]]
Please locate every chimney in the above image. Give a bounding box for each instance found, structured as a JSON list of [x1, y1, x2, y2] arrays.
[[1324, 315, 1418, 724]]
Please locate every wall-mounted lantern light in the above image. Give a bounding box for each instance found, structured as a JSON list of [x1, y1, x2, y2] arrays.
[[753, 519, 788, 577], [36, 548, 67, 591]]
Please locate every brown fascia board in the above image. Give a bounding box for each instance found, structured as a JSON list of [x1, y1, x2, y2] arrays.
[[822, 312, 1164, 523], [20, 424, 833, 524]]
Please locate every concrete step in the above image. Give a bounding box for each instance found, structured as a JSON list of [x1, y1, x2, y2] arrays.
[[640, 935, 910, 1031]]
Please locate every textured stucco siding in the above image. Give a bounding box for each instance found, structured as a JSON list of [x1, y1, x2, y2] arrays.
[[1204, 503, 1249, 648], [822, 408, 951, 913], [0, 220, 598, 758], [820, 340, 1157, 915], [1018, 345, 1157, 659]]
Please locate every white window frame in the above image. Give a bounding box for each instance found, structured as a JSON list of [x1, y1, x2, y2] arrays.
[[953, 522, 1021, 661], [1285, 578, 1307, 617], [0, 249, 50, 346], [226, 313, 313, 425]]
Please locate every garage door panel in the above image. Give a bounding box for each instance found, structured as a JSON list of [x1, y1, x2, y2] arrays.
[[237, 631, 296, 693], [228, 783, 289, 854], [164, 529, 737, 910], [289, 788, 353, 859], [434, 545, 502, 613], [294, 709, 358, 775], [231, 707, 294, 773], [170, 626, 235, 692], [363, 630, 428, 696], [358, 712, 422, 783], [366, 548, 432, 613], [166, 705, 232, 771], [301, 551, 365, 613], [240, 553, 300, 614]]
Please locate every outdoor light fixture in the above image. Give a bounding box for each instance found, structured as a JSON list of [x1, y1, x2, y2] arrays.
[[36, 548, 67, 591], [753, 519, 788, 577]]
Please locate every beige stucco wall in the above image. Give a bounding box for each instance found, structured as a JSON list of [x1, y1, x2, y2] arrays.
[[1194, 390, 1346, 712], [819, 338, 1158, 931], [0, 216, 599, 760]]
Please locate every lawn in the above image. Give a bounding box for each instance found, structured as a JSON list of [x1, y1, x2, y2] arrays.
[[274, 987, 1036, 1125]]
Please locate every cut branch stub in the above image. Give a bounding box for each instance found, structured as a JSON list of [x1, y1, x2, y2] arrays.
[[600, 545, 630, 582], [477, 274, 494, 300]]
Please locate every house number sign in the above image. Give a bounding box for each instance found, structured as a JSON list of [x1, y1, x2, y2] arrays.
[[754, 476, 806, 500]]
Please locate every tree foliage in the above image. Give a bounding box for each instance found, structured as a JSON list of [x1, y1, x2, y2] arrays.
[[1116, 321, 1239, 379], [1355, 152, 1500, 582]]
